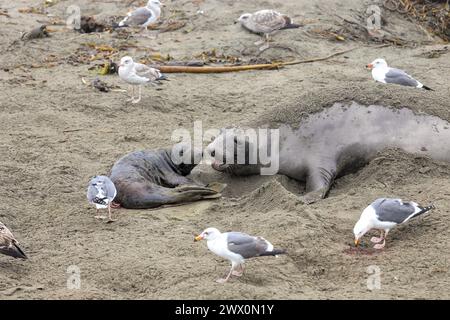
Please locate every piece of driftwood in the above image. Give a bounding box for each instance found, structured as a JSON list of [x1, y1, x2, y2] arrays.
[[153, 46, 368, 73]]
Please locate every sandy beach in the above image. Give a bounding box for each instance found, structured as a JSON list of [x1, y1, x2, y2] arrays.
[[0, 0, 449, 299]]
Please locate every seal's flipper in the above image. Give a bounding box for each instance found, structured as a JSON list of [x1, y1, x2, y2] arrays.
[[174, 185, 219, 193], [161, 174, 196, 188], [167, 187, 222, 204], [298, 188, 327, 205], [200, 193, 223, 200], [304, 166, 337, 202], [119, 184, 222, 209], [205, 182, 227, 193]]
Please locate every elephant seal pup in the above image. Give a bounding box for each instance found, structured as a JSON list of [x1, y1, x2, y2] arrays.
[[110, 142, 226, 209], [206, 102, 450, 203]]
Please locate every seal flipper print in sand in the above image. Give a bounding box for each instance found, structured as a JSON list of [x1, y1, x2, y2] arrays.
[[207, 102, 450, 204], [110, 142, 226, 209]]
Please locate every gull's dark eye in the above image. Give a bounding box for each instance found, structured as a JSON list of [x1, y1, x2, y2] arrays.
[[210, 136, 216, 142]]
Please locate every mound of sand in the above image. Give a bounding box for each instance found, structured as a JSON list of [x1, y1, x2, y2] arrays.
[[253, 83, 450, 128]]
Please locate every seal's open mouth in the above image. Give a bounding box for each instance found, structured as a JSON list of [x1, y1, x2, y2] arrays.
[[211, 160, 230, 171]]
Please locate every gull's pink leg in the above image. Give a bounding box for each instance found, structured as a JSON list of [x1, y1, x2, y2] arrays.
[[232, 264, 244, 277], [95, 208, 106, 220], [132, 86, 142, 104], [254, 38, 265, 45], [216, 265, 234, 283], [374, 230, 389, 249], [106, 203, 117, 223], [126, 85, 134, 102], [258, 34, 271, 51], [111, 202, 121, 208], [371, 230, 384, 243]]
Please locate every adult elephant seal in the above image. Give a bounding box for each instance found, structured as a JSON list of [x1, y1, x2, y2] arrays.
[[110, 142, 226, 209], [206, 102, 450, 204]]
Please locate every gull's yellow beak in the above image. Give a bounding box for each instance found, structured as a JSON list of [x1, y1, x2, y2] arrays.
[[366, 63, 373, 70], [354, 238, 360, 247], [194, 235, 203, 242]]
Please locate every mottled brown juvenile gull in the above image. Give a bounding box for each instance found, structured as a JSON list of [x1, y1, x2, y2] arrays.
[[194, 227, 286, 283], [236, 10, 301, 50], [354, 198, 435, 249], [367, 58, 433, 90], [0, 222, 27, 259], [87, 175, 117, 222], [118, 56, 168, 104]]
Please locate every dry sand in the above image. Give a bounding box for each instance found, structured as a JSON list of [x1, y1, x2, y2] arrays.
[[0, 0, 449, 299]]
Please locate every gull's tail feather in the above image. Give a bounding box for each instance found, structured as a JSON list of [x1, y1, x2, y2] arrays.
[[0, 243, 27, 259], [413, 204, 435, 219], [112, 22, 126, 29], [156, 74, 169, 81], [113, 18, 129, 29], [281, 15, 302, 29], [281, 23, 302, 29], [260, 248, 287, 257], [422, 85, 434, 91]]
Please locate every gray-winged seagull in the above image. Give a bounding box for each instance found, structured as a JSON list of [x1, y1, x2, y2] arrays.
[[87, 175, 117, 222], [119, 0, 164, 30], [236, 10, 301, 50], [118, 56, 168, 104], [354, 198, 435, 249], [194, 227, 286, 283], [367, 58, 433, 90], [0, 222, 27, 259]]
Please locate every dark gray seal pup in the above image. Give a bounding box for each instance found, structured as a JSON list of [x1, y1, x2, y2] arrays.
[[110, 142, 226, 209], [206, 102, 450, 203]]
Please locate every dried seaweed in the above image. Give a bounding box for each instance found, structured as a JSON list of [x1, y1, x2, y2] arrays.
[[383, 0, 450, 41], [194, 48, 242, 64]]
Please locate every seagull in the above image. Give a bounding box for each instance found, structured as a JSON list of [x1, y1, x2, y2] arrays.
[[353, 198, 435, 249], [0, 222, 27, 259], [366, 58, 433, 90], [194, 227, 286, 283], [235, 10, 301, 50], [87, 176, 117, 222], [118, 0, 164, 30], [118, 56, 168, 104]]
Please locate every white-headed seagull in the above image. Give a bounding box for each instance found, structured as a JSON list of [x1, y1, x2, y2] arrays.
[[194, 227, 286, 283], [367, 58, 433, 90], [354, 198, 435, 249]]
